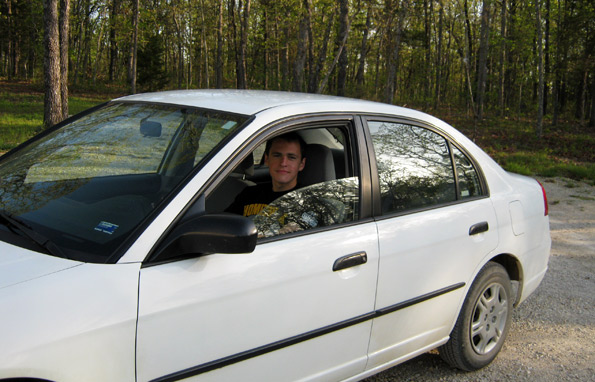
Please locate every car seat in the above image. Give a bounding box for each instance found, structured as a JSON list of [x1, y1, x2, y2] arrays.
[[299, 144, 336, 187]]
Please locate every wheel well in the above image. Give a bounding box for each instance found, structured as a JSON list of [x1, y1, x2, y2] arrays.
[[490, 253, 523, 306]]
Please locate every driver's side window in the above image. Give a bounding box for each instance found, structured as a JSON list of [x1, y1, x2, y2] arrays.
[[253, 176, 360, 238], [206, 125, 361, 239]]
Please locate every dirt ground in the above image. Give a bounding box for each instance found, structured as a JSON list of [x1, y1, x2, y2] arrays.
[[365, 177, 595, 382]]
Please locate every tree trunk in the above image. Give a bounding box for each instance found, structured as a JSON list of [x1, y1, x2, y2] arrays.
[[228, 0, 238, 87], [424, 0, 431, 102], [336, 0, 349, 96], [576, 68, 587, 124], [92, 7, 107, 86], [434, 0, 444, 108], [262, 1, 270, 89], [590, 76, 595, 128], [476, 0, 491, 120], [6, 0, 14, 79], [108, 0, 119, 82], [552, 0, 560, 125], [236, 0, 250, 89], [200, 0, 209, 89], [498, 0, 507, 115], [281, 18, 290, 90], [384, 0, 410, 104], [543, 0, 551, 115], [129, 0, 139, 94], [59, 0, 70, 120], [355, 4, 371, 97], [506, 0, 517, 115], [72, 0, 84, 86], [308, 5, 335, 93], [453, 30, 476, 120], [463, 0, 474, 76], [535, 0, 544, 138], [172, 13, 183, 89], [317, 8, 350, 94], [292, 0, 310, 92], [44, 0, 63, 129], [216, 0, 224, 88]]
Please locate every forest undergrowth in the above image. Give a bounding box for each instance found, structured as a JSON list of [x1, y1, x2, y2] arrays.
[[1, 79, 593, 184]]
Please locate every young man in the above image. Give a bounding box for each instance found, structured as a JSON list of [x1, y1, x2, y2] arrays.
[[226, 132, 306, 217]]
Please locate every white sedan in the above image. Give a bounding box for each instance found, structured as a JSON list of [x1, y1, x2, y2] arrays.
[[0, 90, 550, 382]]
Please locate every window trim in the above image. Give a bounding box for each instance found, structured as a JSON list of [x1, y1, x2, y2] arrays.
[[362, 116, 490, 220]]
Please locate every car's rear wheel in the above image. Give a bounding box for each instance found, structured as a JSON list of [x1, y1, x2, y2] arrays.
[[439, 262, 513, 371]]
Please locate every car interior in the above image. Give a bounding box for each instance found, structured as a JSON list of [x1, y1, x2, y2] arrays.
[[202, 126, 361, 240], [205, 127, 352, 214]]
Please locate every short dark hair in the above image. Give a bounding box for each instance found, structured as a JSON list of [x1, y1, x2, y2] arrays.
[[265, 132, 306, 159]]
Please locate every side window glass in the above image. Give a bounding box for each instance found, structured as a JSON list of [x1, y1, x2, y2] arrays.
[[254, 177, 359, 238], [194, 118, 241, 165], [452, 146, 482, 199], [368, 121, 456, 214], [206, 126, 360, 238], [252, 143, 267, 165]]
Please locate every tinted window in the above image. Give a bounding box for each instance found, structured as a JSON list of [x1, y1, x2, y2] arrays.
[[368, 121, 456, 214], [452, 145, 482, 199]]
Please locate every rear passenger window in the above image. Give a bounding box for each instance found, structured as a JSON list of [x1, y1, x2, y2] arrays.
[[368, 121, 456, 214], [452, 145, 482, 199]]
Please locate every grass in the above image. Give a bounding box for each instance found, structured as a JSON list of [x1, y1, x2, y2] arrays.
[[2, 80, 594, 185], [0, 80, 116, 151], [438, 109, 595, 185]]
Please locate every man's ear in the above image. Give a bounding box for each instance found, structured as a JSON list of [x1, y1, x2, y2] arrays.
[[263, 153, 269, 166], [298, 157, 306, 172]]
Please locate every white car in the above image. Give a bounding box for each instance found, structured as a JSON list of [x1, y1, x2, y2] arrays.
[[0, 90, 550, 382]]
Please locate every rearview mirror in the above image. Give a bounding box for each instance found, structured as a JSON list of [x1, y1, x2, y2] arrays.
[[151, 213, 257, 263]]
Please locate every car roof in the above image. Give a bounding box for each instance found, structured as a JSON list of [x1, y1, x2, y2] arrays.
[[114, 89, 431, 122]]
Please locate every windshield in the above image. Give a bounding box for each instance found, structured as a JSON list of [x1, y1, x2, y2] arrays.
[[0, 102, 248, 263]]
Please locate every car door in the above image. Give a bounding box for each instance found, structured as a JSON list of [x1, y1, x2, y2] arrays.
[[135, 120, 379, 382], [363, 118, 499, 369]]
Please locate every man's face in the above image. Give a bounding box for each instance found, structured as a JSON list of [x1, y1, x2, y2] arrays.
[[265, 139, 306, 192]]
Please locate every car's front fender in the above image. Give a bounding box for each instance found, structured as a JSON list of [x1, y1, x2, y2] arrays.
[[0, 261, 141, 382]]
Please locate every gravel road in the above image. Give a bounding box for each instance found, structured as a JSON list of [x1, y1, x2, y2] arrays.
[[364, 177, 595, 382]]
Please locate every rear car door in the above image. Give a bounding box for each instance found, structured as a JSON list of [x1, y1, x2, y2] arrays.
[[363, 118, 499, 369], [135, 119, 379, 382]]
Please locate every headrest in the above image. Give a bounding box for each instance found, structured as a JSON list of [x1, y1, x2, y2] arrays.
[[234, 152, 254, 176], [299, 144, 336, 186]]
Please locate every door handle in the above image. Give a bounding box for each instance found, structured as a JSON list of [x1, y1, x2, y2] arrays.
[[469, 221, 489, 236], [333, 252, 367, 272]]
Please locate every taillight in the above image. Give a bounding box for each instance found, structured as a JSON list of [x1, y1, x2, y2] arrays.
[[537, 180, 549, 216]]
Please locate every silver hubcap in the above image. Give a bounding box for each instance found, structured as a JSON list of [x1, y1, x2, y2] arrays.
[[470, 282, 508, 355]]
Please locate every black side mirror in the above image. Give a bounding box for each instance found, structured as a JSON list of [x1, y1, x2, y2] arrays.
[[151, 213, 257, 263], [140, 120, 162, 137]]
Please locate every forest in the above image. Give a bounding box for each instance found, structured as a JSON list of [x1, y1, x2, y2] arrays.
[[1, 0, 594, 131]]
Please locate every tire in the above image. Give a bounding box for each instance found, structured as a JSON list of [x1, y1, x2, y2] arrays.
[[439, 262, 513, 371]]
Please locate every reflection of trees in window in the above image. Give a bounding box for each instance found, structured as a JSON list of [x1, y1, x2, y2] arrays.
[[369, 122, 456, 213], [254, 177, 359, 238], [194, 115, 240, 164], [19, 104, 181, 183], [0, 173, 89, 216], [0, 103, 246, 260], [453, 146, 481, 199]]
